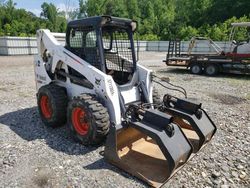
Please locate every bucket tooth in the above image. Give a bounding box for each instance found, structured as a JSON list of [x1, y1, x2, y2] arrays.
[[104, 109, 193, 187]]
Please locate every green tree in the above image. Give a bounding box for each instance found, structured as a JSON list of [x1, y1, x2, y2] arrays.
[[178, 26, 199, 40], [78, 0, 87, 18], [5, 0, 16, 13], [3, 23, 11, 35], [125, 0, 140, 20], [0, 0, 250, 40], [86, 0, 105, 16], [41, 3, 58, 30], [208, 0, 250, 24]]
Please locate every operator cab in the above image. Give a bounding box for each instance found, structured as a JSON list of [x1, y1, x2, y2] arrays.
[[66, 16, 138, 85]]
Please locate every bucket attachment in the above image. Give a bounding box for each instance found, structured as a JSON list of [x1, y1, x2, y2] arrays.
[[162, 95, 217, 152], [104, 97, 216, 187], [104, 109, 195, 187]]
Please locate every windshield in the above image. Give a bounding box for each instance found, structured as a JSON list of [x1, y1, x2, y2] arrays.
[[102, 27, 135, 74], [68, 27, 101, 70]]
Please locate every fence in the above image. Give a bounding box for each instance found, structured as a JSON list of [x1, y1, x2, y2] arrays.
[[146, 41, 232, 53], [0, 37, 37, 55], [0, 36, 232, 56]]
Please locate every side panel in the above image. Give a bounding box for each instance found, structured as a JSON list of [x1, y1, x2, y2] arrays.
[[137, 64, 153, 103], [34, 55, 51, 90]]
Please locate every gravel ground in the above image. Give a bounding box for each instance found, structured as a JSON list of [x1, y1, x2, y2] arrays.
[[0, 52, 249, 188]]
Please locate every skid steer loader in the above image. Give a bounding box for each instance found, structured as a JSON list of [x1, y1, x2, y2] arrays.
[[34, 16, 216, 187]]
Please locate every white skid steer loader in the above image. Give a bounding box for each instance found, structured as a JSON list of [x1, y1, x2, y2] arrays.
[[34, 16, 216, 187]]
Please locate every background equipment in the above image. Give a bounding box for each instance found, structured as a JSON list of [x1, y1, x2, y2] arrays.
[[164, 22, 250, 76]]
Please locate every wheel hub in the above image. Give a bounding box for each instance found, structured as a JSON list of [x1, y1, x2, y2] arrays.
[[72, 107, 89, 135], [40, 95, 53, 119], [206, 66, 215, 74], [192, 65, 201, 74]]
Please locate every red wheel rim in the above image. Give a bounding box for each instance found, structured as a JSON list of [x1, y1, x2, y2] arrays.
[[40, 95, 53, 119], [72, 107, 89, 136]]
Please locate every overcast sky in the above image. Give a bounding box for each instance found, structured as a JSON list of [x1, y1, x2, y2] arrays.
[[14, 0, 79, 16]]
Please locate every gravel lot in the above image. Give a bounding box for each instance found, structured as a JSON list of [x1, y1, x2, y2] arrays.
[[0, 52, 249, 188]]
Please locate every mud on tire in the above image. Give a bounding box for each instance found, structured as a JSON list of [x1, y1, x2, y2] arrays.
[[67, 94, 110, 145], [37, 84, 68, 127]]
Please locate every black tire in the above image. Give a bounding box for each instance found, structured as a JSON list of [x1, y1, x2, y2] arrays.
[[153, 89, 162, 104], [190, 63, 203, 74], [205, 64, 219, 76], [37, 84, 68, 127], [67, 94, 110, 145]]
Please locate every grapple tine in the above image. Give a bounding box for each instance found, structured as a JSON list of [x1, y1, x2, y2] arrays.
[[131, 110, 193, 174], [163, 95, 217, 152]]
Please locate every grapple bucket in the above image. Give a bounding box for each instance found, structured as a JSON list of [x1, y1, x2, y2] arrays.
[[104, 99, 216, 187]]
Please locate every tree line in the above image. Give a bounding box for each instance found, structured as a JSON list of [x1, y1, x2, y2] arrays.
[[0, 0, 67, 37], [0, 0, 249, 41]]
